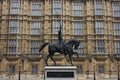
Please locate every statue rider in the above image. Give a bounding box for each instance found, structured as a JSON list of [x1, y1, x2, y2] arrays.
[[58, 25, 68, 55], [58, 29, 63, 43]]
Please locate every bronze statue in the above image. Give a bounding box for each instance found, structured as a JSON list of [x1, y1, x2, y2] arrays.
[[39, 39, 80, 65], [39, 20, 80, 65]]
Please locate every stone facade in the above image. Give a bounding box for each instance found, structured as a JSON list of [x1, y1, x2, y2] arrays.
[[0, 0, 120, 80]]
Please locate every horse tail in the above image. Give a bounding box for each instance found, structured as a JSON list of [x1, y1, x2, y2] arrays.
[[39, 42, 50, 52]]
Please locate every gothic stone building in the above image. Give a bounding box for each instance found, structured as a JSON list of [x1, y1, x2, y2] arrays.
[[0, 0, 120, 80]]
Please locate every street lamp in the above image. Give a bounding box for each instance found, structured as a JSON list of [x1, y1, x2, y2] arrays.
[[109, 54, 114, 78], [86, 69, 89, 77], [93, 64, 96, 80], [86, 54, 92, 78], [18, 63, 21, 80], [109, 69, 112, 78], [117, 63, 120, 80], [18, 54, 25, 80]]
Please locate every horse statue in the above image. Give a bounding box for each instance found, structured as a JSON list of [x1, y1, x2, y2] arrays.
[[39, 39, 80, 65]]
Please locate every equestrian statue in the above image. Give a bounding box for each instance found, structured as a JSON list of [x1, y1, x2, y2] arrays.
[[39, 20, 80, 65]]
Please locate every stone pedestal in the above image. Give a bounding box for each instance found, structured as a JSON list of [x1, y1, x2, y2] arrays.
[[44, 66, 77, 80]]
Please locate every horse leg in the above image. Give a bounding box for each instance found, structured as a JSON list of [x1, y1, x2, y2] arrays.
[[73, 52, 79, 59], [69, 54, 73, 66], [45, 55, 50, 66], [65, 55, 69, 62], [50, 56, 56, 65]]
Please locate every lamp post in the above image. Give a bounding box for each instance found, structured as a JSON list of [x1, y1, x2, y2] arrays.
[[117, 63, 120, 80], [18, 54, 25, 80], [18, 63, 21, 80], [86, 69, 89, 78], [93, 64, 96, 80], [86, 54, 92, 78], [109, 69, 111, 78], [109, 54, 114, 78]]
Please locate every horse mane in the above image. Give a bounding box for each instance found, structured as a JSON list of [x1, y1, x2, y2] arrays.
[[66, 39, 75, 44]]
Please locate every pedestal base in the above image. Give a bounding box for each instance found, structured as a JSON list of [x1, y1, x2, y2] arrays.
[[44, 66, 77, 80]]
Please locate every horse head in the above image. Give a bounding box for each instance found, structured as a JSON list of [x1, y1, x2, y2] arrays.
[[73, 40, 80, 49], [66, 39, 80, 49]]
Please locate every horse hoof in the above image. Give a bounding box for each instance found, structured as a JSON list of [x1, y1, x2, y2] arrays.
[[46, 63, 48, 66]]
